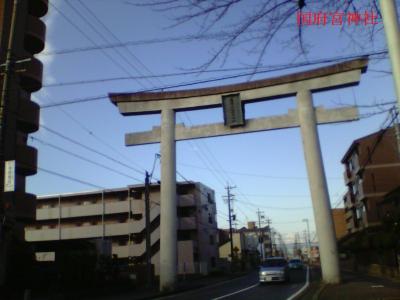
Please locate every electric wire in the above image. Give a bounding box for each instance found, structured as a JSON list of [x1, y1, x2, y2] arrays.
[[36, 91, 147, 173], [31, 136, 142, 182], [40, 124, 145, 176], [37, 166, 105, 189], [40, 51, 388, 109], [49, 1, 147, 89]]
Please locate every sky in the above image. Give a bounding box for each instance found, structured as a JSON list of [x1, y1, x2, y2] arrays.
[[27, 0, 398, 247]]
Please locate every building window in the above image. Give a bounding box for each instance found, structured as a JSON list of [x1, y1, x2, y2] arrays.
[[208, 213, 213, 224], [207, 193, 214, 204], [131, 191, 142, 199], [209, 235, 215, 245], [178, 230, 191, 241]]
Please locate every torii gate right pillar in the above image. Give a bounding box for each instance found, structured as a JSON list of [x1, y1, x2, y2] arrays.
[[297, 90, 340, 283]]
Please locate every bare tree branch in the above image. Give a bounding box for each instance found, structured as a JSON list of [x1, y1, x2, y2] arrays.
[[125, 0, 394, 70]]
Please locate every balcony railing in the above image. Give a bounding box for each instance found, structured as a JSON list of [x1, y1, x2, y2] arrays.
[[36, 195, 195, 221], [112, 227, 160, 258], [178, 217, 197, 230], [178, 194, 196, 207], [26, 206, 160, 241], [37, 199, 145, 220]]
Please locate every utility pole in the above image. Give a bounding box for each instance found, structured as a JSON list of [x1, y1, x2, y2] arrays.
[[144, 171, 152, 287], [256, 209, 265, 261], [266, 218, 272, 257], [302, 218, 311, 262], [224, 184, 235, 271]]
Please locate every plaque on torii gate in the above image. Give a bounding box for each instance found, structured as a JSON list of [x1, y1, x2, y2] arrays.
[[109, 58, 368, 291]]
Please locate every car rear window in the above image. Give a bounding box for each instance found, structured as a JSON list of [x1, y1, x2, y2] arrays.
[[262, 259, 287, 267], [290, 259, 301, 263]]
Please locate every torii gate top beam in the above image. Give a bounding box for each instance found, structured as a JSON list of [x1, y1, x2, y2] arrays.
[[109, 58, 368, 116]]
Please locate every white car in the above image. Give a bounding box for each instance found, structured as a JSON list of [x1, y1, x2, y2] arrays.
[[259, 257, 289, 283]]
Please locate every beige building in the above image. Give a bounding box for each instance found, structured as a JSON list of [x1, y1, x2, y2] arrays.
[[25, 182, 218, 276]]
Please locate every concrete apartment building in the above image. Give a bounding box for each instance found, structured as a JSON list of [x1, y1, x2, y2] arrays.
[[341, 127, 400, 234], [25, 182, 218, 276]]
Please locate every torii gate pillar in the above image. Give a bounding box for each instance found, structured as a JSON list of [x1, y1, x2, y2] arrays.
[[297, 90, 340, 283], [160, 109, 177, 291]]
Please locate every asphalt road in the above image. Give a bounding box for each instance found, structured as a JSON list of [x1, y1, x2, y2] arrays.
[[156, 268, 308, 300]]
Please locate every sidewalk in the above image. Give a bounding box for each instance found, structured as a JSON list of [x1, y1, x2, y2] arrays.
[[299, 269, 400, 300]]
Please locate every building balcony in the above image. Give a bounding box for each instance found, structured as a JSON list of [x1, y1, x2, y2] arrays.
[[17, 95, 39, 133], [355, 185, 365, 201], [112, 227, 160, 258], [19, 56, 43, 92], [3, 192, 36, 220], [36, 199, 146, 220], [28, 0, 49, 17], [178, 217, 197, 230], [25, 14, 46, 54], [345, 209, 353, 220], [26, 206, 160, 241], [343, 192, 355, 210], [343, 169, 355, 185], [178, 194, 196, 207], [16, 145, 37, 176]]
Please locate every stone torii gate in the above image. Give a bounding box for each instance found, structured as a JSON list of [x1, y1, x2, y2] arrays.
[[109, 58, 368, 291]]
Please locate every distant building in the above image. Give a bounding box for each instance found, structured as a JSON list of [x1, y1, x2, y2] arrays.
[[331, 208, 347, 239], [219, 222, 272, 261], [341, 127, 400, 234], [25, 182, 218, 276]]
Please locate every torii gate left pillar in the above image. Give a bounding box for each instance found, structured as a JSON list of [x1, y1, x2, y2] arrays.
[[109, 58, 368, 291], [159, 108, 177, 291]]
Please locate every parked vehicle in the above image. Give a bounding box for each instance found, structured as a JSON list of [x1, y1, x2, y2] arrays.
[[258, 257, 289, 283], [288, 258, 303, 270]]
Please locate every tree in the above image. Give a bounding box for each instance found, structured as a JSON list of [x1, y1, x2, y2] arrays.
[[128, 0, 388, 70]]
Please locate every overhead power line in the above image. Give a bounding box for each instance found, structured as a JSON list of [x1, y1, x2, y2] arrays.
[[39, 30, 258, 56], [37, 166, 105, 189], [39, 50, 388, 109], [36, 91, 147, 173], [40, 124, 144, 176], [179, 162, 342, 180], [31, 136, 142, 182], [76, 0, 162, 88], [50, 1, 147, 89]]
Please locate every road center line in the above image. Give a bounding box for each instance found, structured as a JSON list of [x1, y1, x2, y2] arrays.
[[210, 283, 259, 300], [286, 266, 310, 300]]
